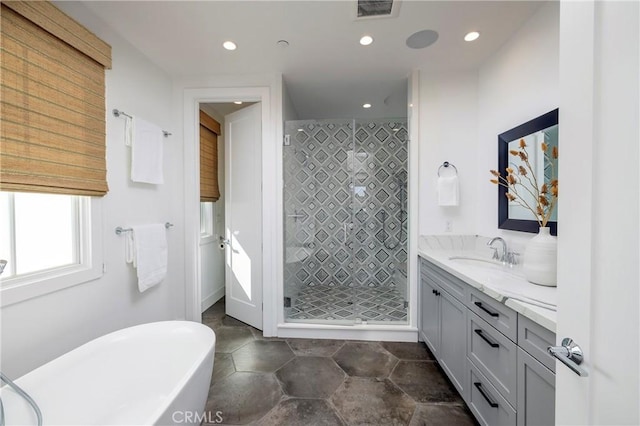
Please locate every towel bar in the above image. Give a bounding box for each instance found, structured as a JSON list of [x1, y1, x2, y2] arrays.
[[113, 109, 172, 137], [437, 161, 458, 177], [115, 222, 174, 235]]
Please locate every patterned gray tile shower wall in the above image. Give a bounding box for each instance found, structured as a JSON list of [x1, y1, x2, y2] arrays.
[[283, 119, 408, 322]]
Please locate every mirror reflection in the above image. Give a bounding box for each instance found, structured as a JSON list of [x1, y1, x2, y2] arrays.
[[507, 124, 558, 221], [497, 108, 559, 235]]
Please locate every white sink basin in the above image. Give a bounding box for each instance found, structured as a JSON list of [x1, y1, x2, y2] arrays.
[[448, 256, 505, 270]]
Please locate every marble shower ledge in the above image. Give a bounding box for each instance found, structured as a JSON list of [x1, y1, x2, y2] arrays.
[[418, 235, 557, 333]]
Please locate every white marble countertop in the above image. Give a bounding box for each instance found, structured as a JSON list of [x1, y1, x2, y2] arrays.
[[418, 235, 557, 333]]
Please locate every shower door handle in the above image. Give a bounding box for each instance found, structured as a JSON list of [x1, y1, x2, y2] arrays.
[[343, 223, 352, 246], [343, 223, 348, 245]]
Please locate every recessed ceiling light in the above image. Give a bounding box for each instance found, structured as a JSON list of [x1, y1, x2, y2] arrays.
[[223, 41, 237, 50], [234, 101, 243, 105], [277, 40, 290, 48], [363, 103, 372, 109], [360, 35, 374, 46], [464, 31, 480, 42]]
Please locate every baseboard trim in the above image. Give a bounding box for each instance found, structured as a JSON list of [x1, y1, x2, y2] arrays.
[[201, 286, 224, 312], [277, 323, 418, 342]]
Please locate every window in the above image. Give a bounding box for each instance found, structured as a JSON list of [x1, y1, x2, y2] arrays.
[[200, 202, 214, 239], [0, 192, 102, 307], [1, 192, 78, 277], [0, 2, 110, 306]]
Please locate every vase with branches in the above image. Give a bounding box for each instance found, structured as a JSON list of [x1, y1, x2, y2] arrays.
[[490, 138, 558, 228], [490, 138, 559, 286]]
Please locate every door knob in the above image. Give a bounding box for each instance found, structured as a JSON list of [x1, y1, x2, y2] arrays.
[[548, 338, 588, 377]]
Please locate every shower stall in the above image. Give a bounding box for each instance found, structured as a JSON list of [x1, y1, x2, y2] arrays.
[[283, 118, 408, 324]]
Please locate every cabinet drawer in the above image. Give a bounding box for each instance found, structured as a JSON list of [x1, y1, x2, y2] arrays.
[[468, 311, 517, 407], [420, 260, 467, 303], [518, 315, 556, 372], [468, 288, 517, 342], [468, 360, 516, 426]]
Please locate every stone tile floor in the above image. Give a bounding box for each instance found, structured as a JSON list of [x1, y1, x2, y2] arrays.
[[286, 285, 408, 322], [203, 298, 477, 426]]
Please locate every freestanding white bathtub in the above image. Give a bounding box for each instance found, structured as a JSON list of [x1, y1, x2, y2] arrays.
[[1, 321, 215, 425]]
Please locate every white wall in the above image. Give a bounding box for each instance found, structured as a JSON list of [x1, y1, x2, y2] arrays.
[[418, 1, 559, 253], [282, 80, 299, 122], [476, 1, 559, 249], [418, 70, 479, 235], [0, 2, 183, 378]]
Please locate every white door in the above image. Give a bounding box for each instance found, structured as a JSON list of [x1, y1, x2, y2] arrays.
[[224, 103, 263, 329], [557, 2, 639, 424]]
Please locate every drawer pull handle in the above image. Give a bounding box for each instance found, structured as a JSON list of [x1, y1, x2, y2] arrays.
[[474, 301, 499, 317], [474, 329, 499, 348], [474, 382, 499, 408]]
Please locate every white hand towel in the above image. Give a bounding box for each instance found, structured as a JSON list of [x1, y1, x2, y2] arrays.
[[131, 224, 167, 292], [125, 230, 135, 264], [124, 115, 134, 147], [130, 116, 164, 184], [437, 175, 459, 206]]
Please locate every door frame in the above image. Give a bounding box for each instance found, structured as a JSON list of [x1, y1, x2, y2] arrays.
[[183, 86, 277, 335]]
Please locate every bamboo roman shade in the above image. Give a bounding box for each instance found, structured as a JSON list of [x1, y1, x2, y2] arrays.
[[199, 110, 220, 202], [0, 1, 112, 196]]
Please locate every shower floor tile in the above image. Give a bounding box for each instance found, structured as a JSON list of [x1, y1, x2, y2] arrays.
[[287, 285, 407, 323]]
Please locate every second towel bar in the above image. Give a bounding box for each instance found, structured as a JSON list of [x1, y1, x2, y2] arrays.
[[113, 109, 172, 137]]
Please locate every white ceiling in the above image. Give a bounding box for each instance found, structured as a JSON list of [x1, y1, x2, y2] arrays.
[[75, 1, 544, 119]]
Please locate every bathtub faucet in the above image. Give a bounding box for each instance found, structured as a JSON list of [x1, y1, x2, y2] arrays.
[[0, 372, 43, 426]]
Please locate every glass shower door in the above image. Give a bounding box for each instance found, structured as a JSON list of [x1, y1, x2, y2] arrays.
[[350, 120, 408, 323], [283, 119, 357, 324]]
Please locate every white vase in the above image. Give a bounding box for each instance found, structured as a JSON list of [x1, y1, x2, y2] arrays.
[[523, 227, 557, 287]]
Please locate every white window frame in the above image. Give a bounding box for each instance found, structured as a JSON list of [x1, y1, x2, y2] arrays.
[[0, 196, 103, 307]]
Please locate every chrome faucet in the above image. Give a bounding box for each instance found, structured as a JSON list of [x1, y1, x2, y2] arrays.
[[487, 237, 508, 263], [487, 238, 520, 266]]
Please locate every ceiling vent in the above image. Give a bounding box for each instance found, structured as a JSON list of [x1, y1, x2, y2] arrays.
[[355, 0, 400, 20]]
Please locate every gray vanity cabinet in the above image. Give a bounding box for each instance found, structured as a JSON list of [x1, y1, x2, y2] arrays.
[[419, 274, 440, 354], [419, 260, 468, 400], [517, 348, 555, 426], [438, 287, 468, 396], [517, 316, 556, 426], [419, 256, 557, 426]]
